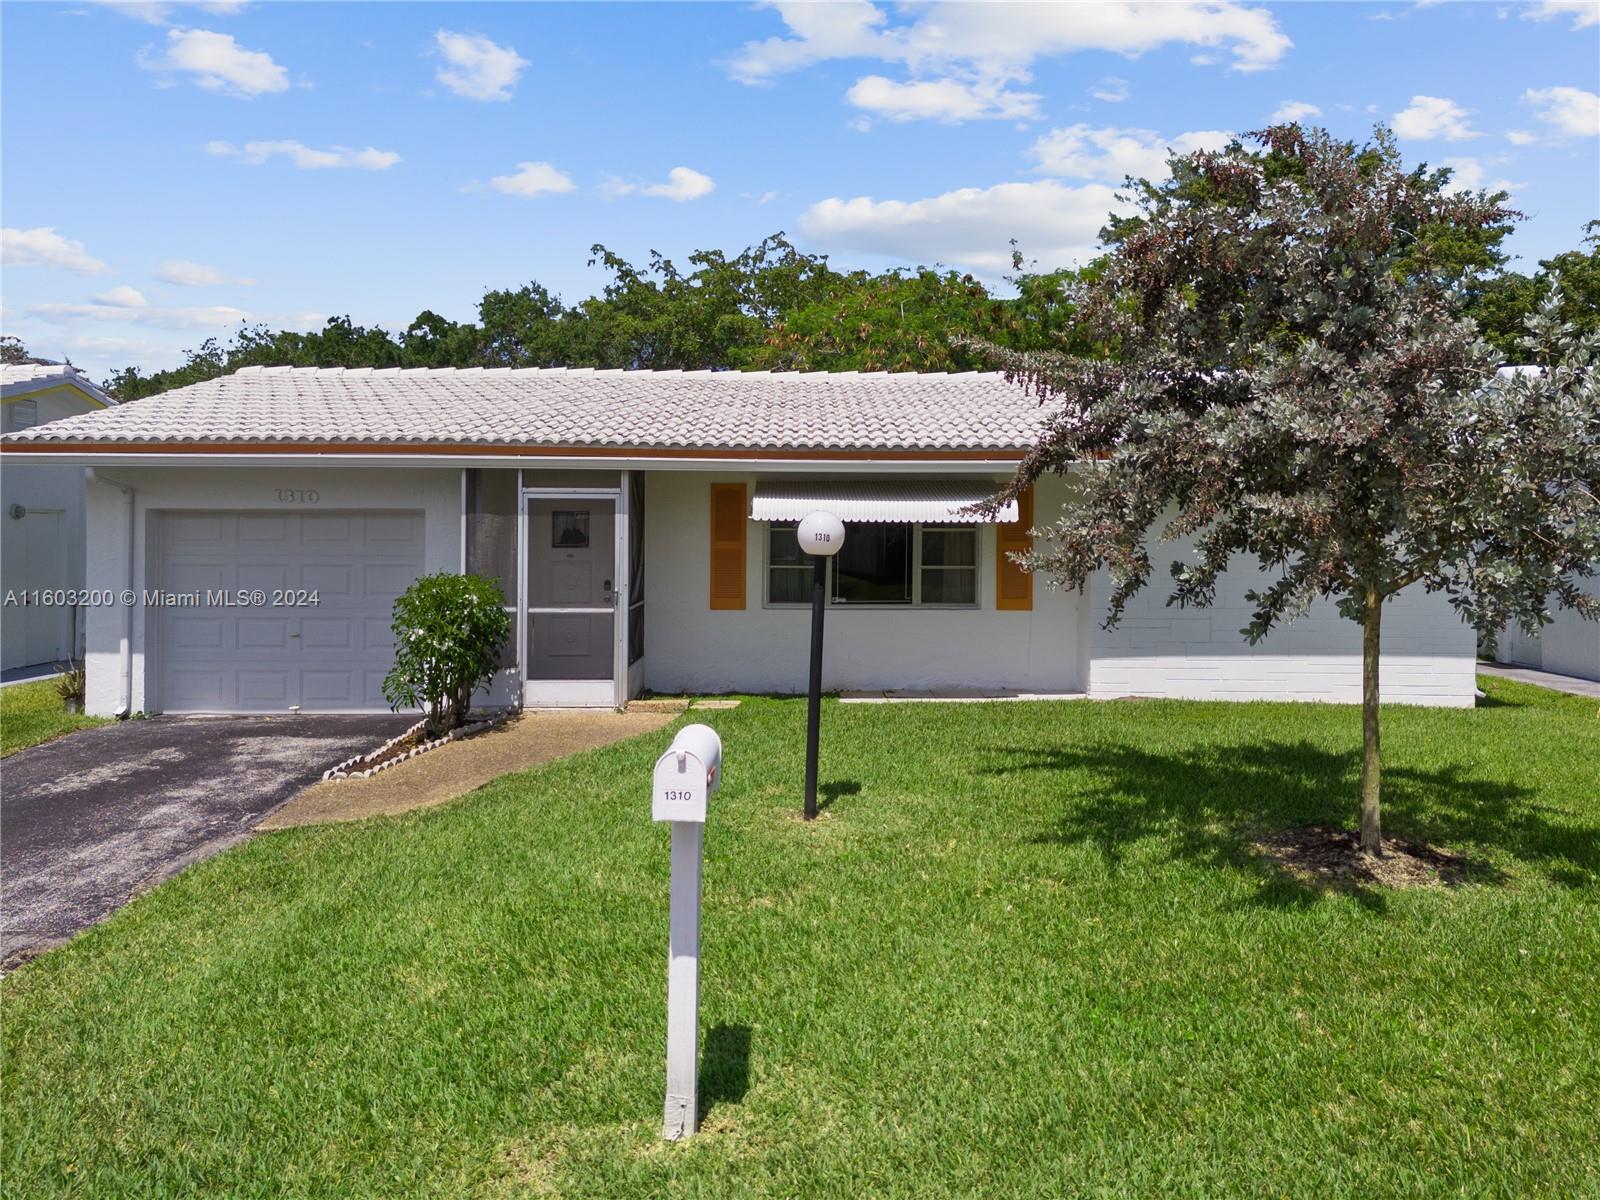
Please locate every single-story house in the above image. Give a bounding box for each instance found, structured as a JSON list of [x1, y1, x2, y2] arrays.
[[0, 365, 1477, 716], [1, 362, 117, 671]]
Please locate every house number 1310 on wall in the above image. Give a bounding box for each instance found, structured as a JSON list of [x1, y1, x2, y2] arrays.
[[274, 489, 320, 504]]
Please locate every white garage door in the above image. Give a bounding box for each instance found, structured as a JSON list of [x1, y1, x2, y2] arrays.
[[159, 510, 424, 713]]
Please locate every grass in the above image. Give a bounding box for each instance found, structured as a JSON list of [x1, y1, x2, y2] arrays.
[[0, 677, 107, 758], [3, 676, 1597, 1198]]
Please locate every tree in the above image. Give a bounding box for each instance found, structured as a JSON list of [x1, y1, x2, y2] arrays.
[[966, 125, 1600, 855], [1469, 222, 1600, 360]]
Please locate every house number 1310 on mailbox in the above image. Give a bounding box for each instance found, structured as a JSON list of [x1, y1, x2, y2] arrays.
[[651, 724, 723, 1140]]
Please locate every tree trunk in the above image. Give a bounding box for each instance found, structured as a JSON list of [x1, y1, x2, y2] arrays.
[[1359, 585, 1383, 855]]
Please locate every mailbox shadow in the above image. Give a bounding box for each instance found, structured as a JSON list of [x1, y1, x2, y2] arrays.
[[817, 780, 861, 813], [698, 1023, 752, 1121]]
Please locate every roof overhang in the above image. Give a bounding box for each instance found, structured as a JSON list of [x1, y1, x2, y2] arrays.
[[0, 444, 1024, 476], [751, 478, 1016, 523], [0, 443, 1027, 474], [0, 376, 115, 408]]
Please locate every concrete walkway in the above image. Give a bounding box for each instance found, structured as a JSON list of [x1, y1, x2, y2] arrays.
[[261, 708, 676, 829], [1478, 662, 1600, 699]]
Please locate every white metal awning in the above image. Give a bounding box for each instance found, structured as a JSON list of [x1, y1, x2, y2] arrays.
[[750, 479, 1017, 524]]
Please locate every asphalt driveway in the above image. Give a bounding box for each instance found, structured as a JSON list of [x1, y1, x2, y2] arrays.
[[1, 714, 412, 965]]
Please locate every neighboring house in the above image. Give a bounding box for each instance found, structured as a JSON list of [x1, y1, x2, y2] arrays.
[[0, 365, 1476, 716], [1, 363, 116, 672], [1495, 577, 1600, 682]]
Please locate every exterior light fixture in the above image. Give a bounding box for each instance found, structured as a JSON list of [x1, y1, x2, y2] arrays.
[[796, 511, 845, 820]]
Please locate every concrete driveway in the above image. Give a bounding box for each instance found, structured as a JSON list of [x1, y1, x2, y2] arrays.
[[1, 714, 412, 965]]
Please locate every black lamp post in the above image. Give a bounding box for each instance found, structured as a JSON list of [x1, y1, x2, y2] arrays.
[[796, 511, 845, 820]]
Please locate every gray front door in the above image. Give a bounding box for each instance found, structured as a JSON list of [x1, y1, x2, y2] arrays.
[[525, 498, 616, 699]]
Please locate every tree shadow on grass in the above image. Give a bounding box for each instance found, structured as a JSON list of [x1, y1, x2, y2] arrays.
[[698, 1023, 751, 1123], [981, 739, 1596, 908]]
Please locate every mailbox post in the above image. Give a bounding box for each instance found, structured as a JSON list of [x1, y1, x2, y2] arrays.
[[796, 511, 845, 820], [652, 723, 722, 1141]]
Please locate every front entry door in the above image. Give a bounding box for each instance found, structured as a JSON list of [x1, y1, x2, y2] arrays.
[[524, 498, 617, 706]]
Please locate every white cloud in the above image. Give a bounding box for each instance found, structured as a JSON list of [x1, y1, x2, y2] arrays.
[[1438, 156, 1523, 196], [1271, 99, 1321, 123], [725, 2, 1288, 127], [846, 74, 1039, 122], [1523, 86, 1600, 138], [1090, 76, 1131, 103], [434, 30, 527, 101], [88, 1, 248, 24], [205, 139, 399, 169], [1029, 124, 1233, 183], [92, 285, 148, 307], [29, 301, 249, 330], [727, 1, 1291, 85], [799, 179, 1123, 273], [140, 27, 289, 96], [2, 227, 110, 275], [1520, 0, 1600, 29], [488, 161, 576, 198], [1392, 94, 1479, 140], [642, 166, 716, 202], [157, 258, 223, 285], [1505, 129, 1538, 145], [602, 167, 716, 202]]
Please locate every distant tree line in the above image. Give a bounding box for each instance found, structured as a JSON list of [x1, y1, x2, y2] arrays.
[[43, 136, 1595, 401]]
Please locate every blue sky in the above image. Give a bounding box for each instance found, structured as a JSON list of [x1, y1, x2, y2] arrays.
[[3, 0, 1597, 379]]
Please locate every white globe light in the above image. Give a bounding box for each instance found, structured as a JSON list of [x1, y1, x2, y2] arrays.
[[796, 510, 846, 557]]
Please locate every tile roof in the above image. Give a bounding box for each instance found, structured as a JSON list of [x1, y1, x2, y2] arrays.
[[1, 362, 115, 406], [0, 366, 1048, 453]]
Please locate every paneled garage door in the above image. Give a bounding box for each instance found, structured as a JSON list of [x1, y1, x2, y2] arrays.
[[158, 510, 424, 713]]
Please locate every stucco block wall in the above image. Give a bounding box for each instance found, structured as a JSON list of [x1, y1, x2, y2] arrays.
[[1497, 574, 1600, 682], [2, 387, 104, 668], [1085, 550, 1478, 707], [641, 470, 1086, 695], [83, 467, 461, 716]]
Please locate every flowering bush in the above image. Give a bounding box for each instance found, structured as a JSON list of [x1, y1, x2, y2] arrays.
[[382, 573, 511, 737]]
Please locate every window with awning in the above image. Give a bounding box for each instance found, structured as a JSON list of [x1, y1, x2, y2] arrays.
[[754, 480, 1014, 610]]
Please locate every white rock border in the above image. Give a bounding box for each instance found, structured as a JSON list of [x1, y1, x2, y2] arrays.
[[322, 709, 516, 781]]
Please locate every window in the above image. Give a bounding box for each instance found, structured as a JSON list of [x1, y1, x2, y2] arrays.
[[6, 400, 38, 432], [766, 521, 978, 607], [767, 522, 811, 604]]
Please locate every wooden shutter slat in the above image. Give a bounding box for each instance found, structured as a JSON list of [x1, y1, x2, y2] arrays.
[[995, 485, 1033, 611], [709, 483, 747, 610]]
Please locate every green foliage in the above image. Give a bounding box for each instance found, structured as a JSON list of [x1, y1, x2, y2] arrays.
[[964, 123, 1600, 850], [1468, 221, 1600, 359], [3, 689, 1598, 1195], [101, 234, 1107, 398], [0, 678, 107, 757], [381, 573, 511, 737]]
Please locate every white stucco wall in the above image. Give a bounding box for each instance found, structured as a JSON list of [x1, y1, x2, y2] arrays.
[[642, 470, 1087, 695], [83, 466, 461, 715], [1497, 574, 1600, 682], [1085, 549, 1478, 707], [1, 386, 103, 668]]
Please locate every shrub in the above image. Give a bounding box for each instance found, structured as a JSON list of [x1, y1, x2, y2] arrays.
[[382, 573, 511, 737], [52, 660, 86, 711]]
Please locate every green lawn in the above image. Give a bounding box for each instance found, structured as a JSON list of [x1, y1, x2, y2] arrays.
[[3, 678, 1597, 1197], [0, 678, 107, 758]]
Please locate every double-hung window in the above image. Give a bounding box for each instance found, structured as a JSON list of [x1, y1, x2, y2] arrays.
[[766, 521, 979, 607]]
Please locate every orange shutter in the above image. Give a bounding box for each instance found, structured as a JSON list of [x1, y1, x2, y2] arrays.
[[995, 485, 1033, 612], [709, 483, 747, 610]]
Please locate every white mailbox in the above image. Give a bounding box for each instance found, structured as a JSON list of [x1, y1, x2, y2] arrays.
[[652, 723, 722, 824]]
